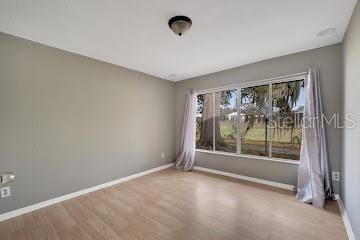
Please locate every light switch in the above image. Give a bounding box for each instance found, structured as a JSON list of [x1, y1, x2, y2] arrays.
[[0, 172, 15, 184]]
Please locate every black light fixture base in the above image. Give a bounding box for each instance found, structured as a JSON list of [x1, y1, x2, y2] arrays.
[[168, 15, 192, 28], [168, 15, 192, 36]]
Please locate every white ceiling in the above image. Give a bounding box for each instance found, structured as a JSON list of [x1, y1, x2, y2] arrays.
[[0, 0, 357, 81]]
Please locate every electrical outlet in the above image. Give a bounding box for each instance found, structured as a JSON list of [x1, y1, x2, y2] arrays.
[[161, 152, 165, 159], [0, 186, 11, 198], [332, 171, 340, 182]]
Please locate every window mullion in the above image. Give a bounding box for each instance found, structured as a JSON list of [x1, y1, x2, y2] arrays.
[[213, 92, 216, 151], [237, 88, 241, 154], [269, 83, 273, 158]]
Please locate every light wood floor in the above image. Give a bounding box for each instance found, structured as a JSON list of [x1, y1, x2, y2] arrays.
[[0, 168, 347, 240]]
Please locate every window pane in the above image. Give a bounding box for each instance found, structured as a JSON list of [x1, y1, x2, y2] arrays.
[[240, 85, 270, 157], [215, 89, 237, 153], [196, 93, 214, 150], [271, 80, 304, 160]]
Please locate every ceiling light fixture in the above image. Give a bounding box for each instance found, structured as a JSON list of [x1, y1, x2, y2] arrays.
[[317, 28, 336, 36], [168, 16, 192, 36]]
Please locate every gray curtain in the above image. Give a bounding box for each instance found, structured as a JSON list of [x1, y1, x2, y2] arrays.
[[175, 90, 197, 171], [296, 67, 333, 208]]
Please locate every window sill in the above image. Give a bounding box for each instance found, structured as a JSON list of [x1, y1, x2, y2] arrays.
[[195, 149, 300, 165]]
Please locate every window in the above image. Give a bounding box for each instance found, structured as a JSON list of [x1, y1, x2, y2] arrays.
[[195, 77, 305, 161], [215, 90, 237, 153], [271, 80, 304, 160], [196, 93, 214, 150], [240, 85, 270, 157]]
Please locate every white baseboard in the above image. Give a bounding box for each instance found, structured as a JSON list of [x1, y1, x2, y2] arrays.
[[193, 166, 295, 191], [0, 163, 173, 222], [337, 197, 357, 240]]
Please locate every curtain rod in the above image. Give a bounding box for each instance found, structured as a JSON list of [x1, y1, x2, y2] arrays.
[[196, 71, 308, 94]]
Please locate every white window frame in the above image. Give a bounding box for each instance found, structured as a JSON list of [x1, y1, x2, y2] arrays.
[[195, 72, 307, 165]]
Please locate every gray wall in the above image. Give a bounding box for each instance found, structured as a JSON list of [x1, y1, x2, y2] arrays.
[[175, 44, 343, 193], [0, 33, 175, 214], [342, 1, 360, 239], [0, 27, 351, 217]]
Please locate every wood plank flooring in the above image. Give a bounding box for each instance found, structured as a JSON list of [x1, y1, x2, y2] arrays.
[[0, 168, 348, 240]]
